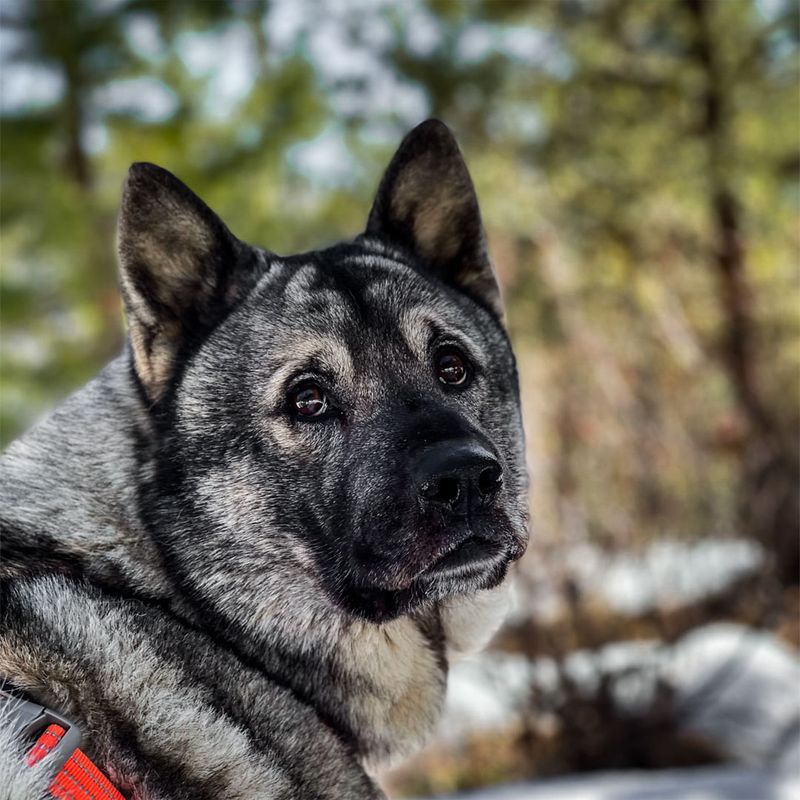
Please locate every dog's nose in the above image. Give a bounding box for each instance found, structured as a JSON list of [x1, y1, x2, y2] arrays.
[[414, 441, 502, 514]]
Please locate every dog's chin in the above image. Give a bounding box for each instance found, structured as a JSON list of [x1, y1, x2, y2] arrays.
[[338, 550, 512, 624]]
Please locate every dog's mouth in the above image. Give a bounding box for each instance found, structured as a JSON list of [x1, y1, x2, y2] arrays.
[[354, 512, 517, 585], [332, 508, 528, 623], [341, 538, 515, 624]]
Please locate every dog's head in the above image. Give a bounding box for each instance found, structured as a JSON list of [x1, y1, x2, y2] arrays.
[[120, 120, 528, 624]]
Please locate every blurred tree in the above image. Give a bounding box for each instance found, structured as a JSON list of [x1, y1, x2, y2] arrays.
[[1, 0, 144, 433], [683, 0, 798, 585], [0, 0, 326, 438]]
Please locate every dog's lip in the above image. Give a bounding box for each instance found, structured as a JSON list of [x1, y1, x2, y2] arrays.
[[418, 535, 505, 582], [341, 538, 513, 622], [508, 535, 528, 562], [350, 518, 517, 591], [368, 536, 501, 590]]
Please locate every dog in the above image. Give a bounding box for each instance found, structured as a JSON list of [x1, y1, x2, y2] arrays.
[[0, 119, 528, 799]]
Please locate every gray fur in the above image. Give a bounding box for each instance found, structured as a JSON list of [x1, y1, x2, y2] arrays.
[[0, 120, 528, 799]]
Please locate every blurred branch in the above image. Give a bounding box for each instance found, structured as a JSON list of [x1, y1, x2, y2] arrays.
[[685, 0, 799, 585]]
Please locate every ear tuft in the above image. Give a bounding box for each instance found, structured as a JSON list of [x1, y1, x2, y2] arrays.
[[366, 119, 501, 316]]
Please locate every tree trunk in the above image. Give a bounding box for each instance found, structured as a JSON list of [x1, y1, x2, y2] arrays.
[[686, 0, 799, 585]]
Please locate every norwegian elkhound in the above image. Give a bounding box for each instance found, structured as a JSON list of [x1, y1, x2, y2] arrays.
[[0, 119, 528, 799]]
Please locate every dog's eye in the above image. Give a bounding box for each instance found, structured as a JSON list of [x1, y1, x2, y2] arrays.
[[291, 384, 329, 418], [435, 348, 470, 387]]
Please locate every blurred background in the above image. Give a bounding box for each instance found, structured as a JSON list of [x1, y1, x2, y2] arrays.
[[1, 0, 798, 797]]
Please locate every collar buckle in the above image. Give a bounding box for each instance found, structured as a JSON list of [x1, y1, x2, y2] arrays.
[[0, 686, 83, 773]]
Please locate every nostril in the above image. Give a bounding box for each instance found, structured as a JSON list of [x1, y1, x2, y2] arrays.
[[436, 476, 461, 505], [421, 475, 461, 505], [478, 464, 502, 498]]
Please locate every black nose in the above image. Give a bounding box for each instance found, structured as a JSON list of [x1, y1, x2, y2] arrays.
[[414, 441, 502, 514]]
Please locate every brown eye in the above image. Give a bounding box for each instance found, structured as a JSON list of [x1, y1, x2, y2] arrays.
[[436, 349, 469, 386], [292, 384, 328, 418]]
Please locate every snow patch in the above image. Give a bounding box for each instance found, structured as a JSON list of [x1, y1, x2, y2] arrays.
[[412, 766, 800, 800], [441, 624, 800, 770]]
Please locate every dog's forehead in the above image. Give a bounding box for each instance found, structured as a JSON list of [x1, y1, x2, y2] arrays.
[[260, 246, 477, 351]]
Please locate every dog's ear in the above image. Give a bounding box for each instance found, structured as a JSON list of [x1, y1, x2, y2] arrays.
[[365, 119, 501, 315], [118, 163, 259, 401]]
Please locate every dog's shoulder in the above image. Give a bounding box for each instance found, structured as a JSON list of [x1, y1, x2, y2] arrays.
[[0, 574, 382, 799]]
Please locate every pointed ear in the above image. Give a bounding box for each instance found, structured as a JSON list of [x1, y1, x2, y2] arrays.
[[365, 119, 501, 315], [117, 163, 260, 401]]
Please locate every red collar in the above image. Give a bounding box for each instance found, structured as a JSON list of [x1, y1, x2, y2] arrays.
[[2, 687, 124, 800]]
